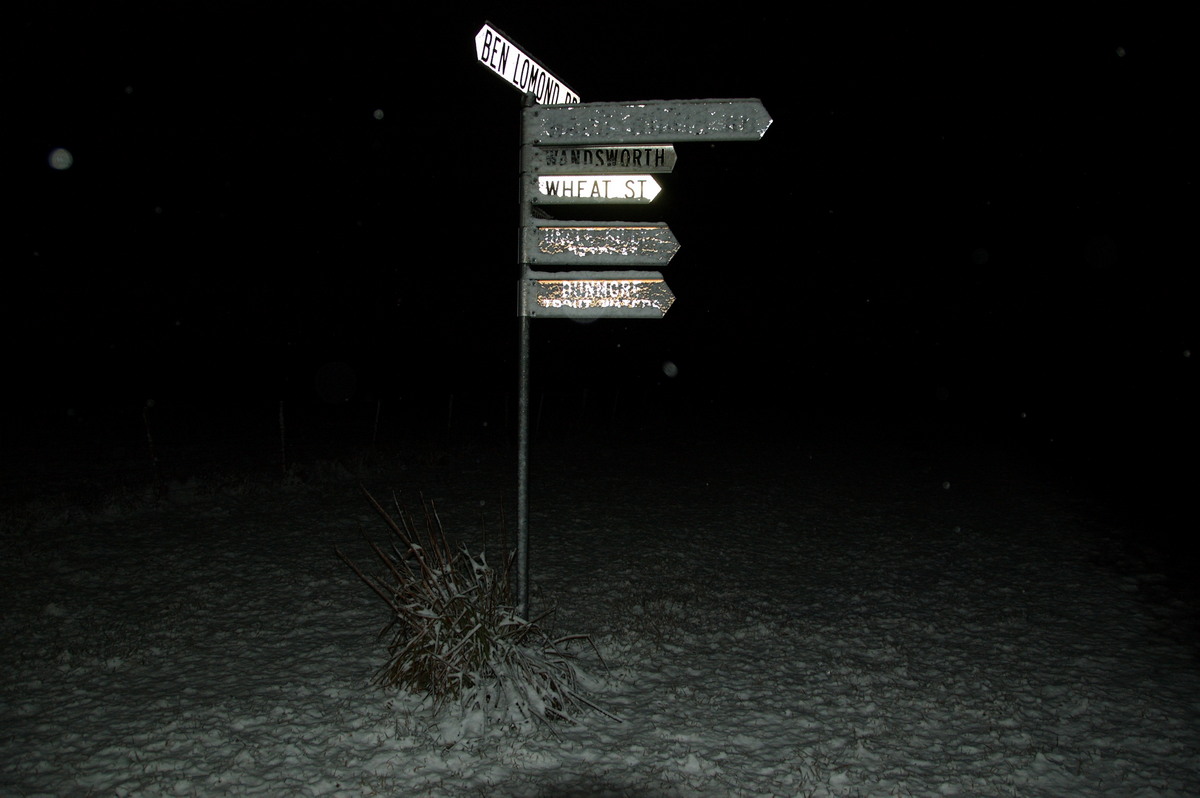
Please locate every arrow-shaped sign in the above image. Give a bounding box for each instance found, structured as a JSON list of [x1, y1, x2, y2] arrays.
[[475, 23, 580, 104], [525, 99, 771, 144], [534, 175, 662, 204], [522, 270, 674, 318], [533, 145, 677, 174], [524, 221, 680, 266]]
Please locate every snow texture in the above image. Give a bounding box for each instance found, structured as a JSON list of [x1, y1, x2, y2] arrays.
[[3, 432, 1198, 797]]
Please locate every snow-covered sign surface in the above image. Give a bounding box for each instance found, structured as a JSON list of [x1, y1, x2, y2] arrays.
[[523, 270, 674, 318], [525, 221, 680, 266], [526, 99, 772, 145]]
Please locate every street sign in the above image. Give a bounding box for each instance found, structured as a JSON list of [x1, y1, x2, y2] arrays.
[[522, 271, 674, 318], [534, 175, 662, 204], [492, 58, 771, 617], [524, 221, 680, 266], [533, 145, 677, 174], [525, 99, 771, 144], [475, 22, 580, 104]]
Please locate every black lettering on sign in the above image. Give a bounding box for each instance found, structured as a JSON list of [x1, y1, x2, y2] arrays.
[[536, 147, 672, 173], [480, 30, 511, 76]]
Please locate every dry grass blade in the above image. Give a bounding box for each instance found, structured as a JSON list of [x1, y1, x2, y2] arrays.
[[338, 488, 616, 729]]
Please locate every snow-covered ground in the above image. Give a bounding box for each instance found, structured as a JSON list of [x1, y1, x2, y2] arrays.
[[3, 425, 1198, 796]]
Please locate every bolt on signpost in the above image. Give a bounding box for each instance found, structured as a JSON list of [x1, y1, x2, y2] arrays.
[[475, 21, 770, 618]]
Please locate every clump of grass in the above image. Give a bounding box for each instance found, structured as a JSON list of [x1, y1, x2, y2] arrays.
[[340, 489, 615, 728]]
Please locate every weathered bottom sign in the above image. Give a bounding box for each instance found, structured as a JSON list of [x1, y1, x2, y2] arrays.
[[521, 271, 674, 318]]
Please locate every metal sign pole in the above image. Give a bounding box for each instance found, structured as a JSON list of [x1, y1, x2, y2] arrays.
[[516, 90, 535, 619], [516, 309, 530, 618]]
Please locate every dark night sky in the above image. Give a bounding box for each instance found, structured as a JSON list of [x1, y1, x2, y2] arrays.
[[6, 6, 1196, 495]]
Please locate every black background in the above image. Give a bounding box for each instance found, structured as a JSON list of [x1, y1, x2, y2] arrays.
[[7, 5, 1196, 538]]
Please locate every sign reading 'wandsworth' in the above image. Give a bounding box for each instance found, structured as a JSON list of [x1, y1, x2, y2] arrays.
[[532, 145, 677, 174]]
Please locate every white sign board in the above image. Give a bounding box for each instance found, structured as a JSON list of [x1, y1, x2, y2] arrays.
[[475, 23, 580, 105], [535, 175, 661, 204]]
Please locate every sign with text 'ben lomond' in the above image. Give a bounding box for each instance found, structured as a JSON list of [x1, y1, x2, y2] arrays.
[[475, 22, 580, 105]]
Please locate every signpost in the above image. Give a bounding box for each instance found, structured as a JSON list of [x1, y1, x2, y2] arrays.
[[474, 22, 770, 618]]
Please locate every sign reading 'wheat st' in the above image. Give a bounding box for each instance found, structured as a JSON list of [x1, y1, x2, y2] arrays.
[[535, 175, 661, 204], [475, 23, 580, 104]]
